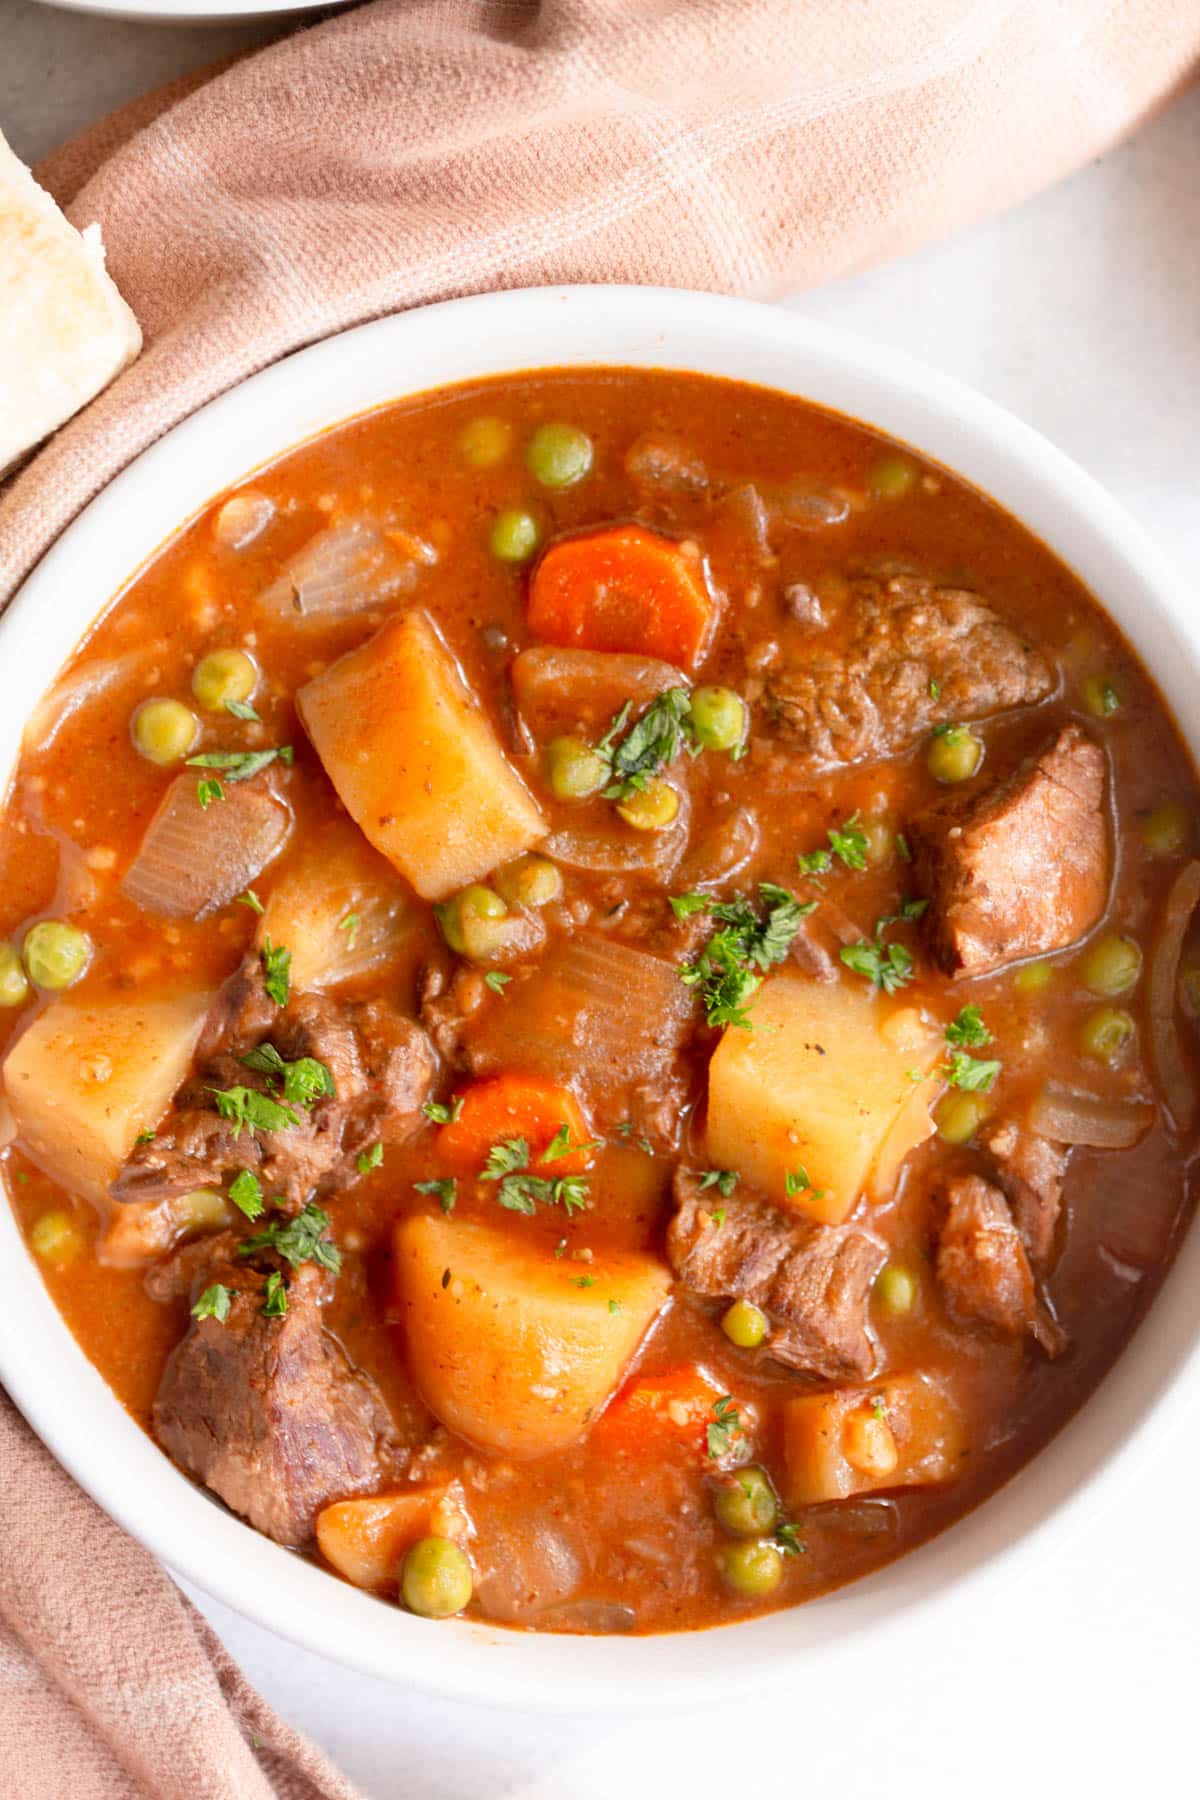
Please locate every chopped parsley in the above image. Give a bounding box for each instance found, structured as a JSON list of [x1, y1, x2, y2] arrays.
[[785, 1165, 828, 1202], [197, 777, 224, 809], [597, 687, 693, 801], [945, 1005, 992, 1049], [260, 937, 291, 1007], [698, 1168, 738, 1197], [708, 1207, 728, 1228], [422, 1096, 464, 1126], [795, 846, 832, 877], [187, 745, 294, 783], [236, 888, 265, 915], [574, 1275, 596, 1289], [240, 1042, 335, 1108], [895, 832, 912, 864], [133, 1129, 156, 1148], [228, 1169, 265, 1220], [945, 1050, 1002, 1093], [191, 1283, 231, 1323], [481, 1134, 589, 1217], [707, 1394, 743, 1460], [238, 1201, 340, 1273], [484, 970, 512, 994], [356, 1140, 384, 1174], [669, 891, 712, 919], [871, 1394, 889, 1424], [339, 912, 361, 948], [209, 1085, 300, 1138], [798, 811, 870, 877], [608, 1298, 622, 1314], [928, 679, 941, 701], [840, 938, 915, 994], [415, 1177, 457, 1213], [776, 1520, 806, 1556], [543, 1123, 600, 1161], [678, 883, 814, 1029], [224, 698, 261, 722], [261, 1271, 288, 1317]]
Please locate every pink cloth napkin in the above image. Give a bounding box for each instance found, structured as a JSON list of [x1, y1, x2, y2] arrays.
[[0, 2, 1197, 1794]]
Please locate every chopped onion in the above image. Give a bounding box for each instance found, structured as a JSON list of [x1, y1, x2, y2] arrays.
[[546, 816, 688, 880], [1148, 859, 1200, 1133], [512, 646, 685, 741], [123, 775, 292, 920], [677, 807, 759, 890], [715, 484, 772, 563], [473, 1519, 582, 1623], [1028, 1083, 1155, 1149], [213, 491, 275, 550], [534, 1600, 637, 1634], [0, 1093, 16, 1152], [257, 516, 433, 621], [624, 433, 709, 499], [773, 485, 851, 529], [24, 647, 167, 754]]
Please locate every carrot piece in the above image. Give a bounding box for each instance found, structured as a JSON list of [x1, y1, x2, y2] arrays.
[[592, 1363, 724, 1457], [527, 525, 717, 670], [437, 1073, 594, 1174]]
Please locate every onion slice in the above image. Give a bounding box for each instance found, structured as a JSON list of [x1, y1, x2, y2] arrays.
[[257, 516, 433, 621], [511, 646, 685, 741], [123, 775, 292, 920], [24, 646, 167, 753], [1148, 859, 1200, 1133], [1028, 1083, 1155, 1150]]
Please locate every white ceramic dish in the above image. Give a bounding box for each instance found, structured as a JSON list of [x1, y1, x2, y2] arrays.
[[0, 286, 1196, 1710], [30, 0, 343, 22]]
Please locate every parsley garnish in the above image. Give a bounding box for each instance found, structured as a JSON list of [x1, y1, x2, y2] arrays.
[[236, 889, 264, 915], [669, 892, 712, 919], [776, 1521, 806, 1556], [707, 1394, 743, 1460], [228, 1168, 265, 1220], [261, 1271, 288, 1317], [484, 970, 512, 994], [415, 1177, 457, 1213], [798, 812, 869, 877], [191, 1283, 231, 1323], [187, 745, 294, 783], [339, 912, 361, 948], [840, 904, 924, 994], [945, 1050, 1002, 1092], [543, 1123, 600, 1162], [608, 1298, 622, 1314], [678, 883, 814, 1029], [356, 1140, 384, 1174], [928, 679, 941, 701], [422, 1096, 464, 1126], [698, 1168, 738, 1197], [197, 777, 224, 809], [260, 937, 291, 1007], [574, 1275, 596, 1289], [133, 1129, 156, 1147], [240, 1042, 335, 1108], [238, 1201, 340, 1273], [225, 698, 261, 722], [709, 1206, 728, 1228], [209, 1085, 300, 1138], [785, 1165, 828, 1202], [895, 832, 912, 864], [945, 1005, 992, 1048], [481, 1134, 590, 1217], [597, 687, 693, 800]]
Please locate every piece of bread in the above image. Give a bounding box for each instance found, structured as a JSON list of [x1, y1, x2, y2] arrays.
[[0, 130, 142, 477]]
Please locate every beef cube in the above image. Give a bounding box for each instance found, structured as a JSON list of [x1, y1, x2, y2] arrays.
[[936, 1174, 1065, 1356], [982, 1118, 1069, 1269], [912, 724, 1108, 978], [154, 1259, 400, 1545], [668, 1171, 885, 1380], [763, 575, 1054, 770]]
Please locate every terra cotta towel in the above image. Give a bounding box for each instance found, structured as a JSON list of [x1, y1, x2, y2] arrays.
[[1, 2, 1198, 1795]]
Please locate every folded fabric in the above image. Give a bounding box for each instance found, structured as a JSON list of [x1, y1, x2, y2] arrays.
[[0, 3, 1197, 1795]]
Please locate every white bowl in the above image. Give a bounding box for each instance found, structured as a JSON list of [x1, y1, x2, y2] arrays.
[[0, 286, 1196, 1710]]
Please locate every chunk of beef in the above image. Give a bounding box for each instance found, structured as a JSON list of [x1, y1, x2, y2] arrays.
[[936, 1175, 1065, 1356], [668, 1171, 885, 1380], [762, 575, 1054, 769], [982, 1118, 1069, 1269], [112, 988, 436, 1209], [624, 432, 709, 500], [154, 1255, 400, 1545], [911, 724, 1108, 978], [195, 953, 278, 1063]]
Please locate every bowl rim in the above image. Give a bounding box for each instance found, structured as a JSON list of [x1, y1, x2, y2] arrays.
[[1, 283, 1197, 1710]]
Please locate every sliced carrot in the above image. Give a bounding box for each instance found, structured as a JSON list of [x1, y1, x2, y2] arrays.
[[437, 1073, 594, 1175], [592, 1363, 724, 1457], [527, 524, 717, 671]]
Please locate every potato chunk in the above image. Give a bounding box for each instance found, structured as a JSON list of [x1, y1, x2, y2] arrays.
[[2, 991, 211, 1204], [256, 822, 409, 993], [316, 1484, 472, 1593], [297, 610, 546, 900], [781, 1373, 966, 1506], [706, 975, 942, 1223], [394, 1214, 670, 1458]]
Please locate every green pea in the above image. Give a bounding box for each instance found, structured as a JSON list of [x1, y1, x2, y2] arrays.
[[435, 886, 507, 958], [489, 508, 540, 564], [721, 1298, 769, 1349], [29, 1209, 84, 1267], [1080, 933, 1142, 998], [718, 1538, 784, 1599], [459, 415, 513, 470], [713, 1466, 779, 1538], [1082, 674, 1121, 719], [526, 422, 594, 490], [1080, 1007, 1135, 1064], [0, 942, 30, 1008], [874, 1262, 917, 1315], [1014, 960, 1053, 993], [934, 1090, 989, 1146], [192, 649, 258, 713], [131, 697, 199, 766], [616, 778, 679, 832], [926, 724, 983, 785], [400, 1536, 473, 1619], [494, 854, 562, 910], [1140, 804, 1190, 858], [869, 455, 918, 501], [23, 921, 93, 991], [689, 686, 747, 754], [545, 736, 608, 801]]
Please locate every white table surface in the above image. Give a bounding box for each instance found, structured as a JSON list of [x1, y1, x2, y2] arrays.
[[4, 12, 1199, 1796]]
